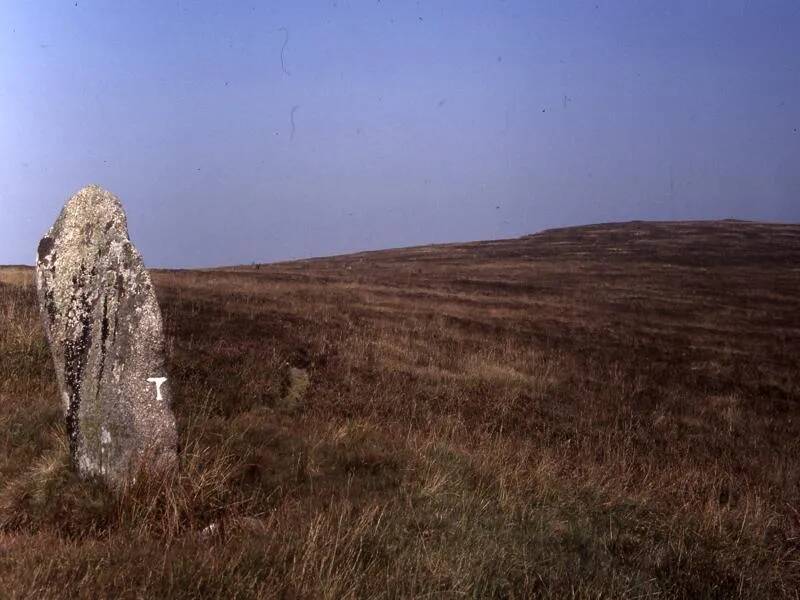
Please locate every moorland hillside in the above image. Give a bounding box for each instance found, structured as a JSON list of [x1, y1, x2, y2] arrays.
[[0, 220, 798, 598]]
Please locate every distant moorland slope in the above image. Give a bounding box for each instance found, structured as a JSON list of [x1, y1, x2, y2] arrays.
[[1, 220, 798, 598]]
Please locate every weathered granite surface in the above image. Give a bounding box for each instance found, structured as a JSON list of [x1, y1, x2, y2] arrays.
[[35, 185, 177, 484]]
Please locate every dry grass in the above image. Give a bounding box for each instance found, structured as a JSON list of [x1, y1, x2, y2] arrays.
[[1, 220, 799, 598]]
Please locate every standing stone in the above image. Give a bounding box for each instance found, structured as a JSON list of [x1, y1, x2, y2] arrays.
[[35, 185, 177, 485]]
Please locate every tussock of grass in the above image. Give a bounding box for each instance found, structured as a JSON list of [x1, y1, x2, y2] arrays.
[[0, 427, 251, 541]]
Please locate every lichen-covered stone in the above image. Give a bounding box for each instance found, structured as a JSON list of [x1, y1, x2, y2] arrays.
[[35, 185, 177, 484]]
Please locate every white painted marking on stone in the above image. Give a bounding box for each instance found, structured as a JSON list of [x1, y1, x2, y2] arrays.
[[146, 377, 168, 401]]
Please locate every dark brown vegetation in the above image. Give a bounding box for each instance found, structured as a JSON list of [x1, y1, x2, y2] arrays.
[[1, 220, 798, 598]]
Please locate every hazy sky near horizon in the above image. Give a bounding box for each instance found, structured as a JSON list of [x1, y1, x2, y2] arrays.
[[1, 1, 799, 267]]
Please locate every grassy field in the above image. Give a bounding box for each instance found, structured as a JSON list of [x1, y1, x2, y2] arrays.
[[1, 220, 798, 598]]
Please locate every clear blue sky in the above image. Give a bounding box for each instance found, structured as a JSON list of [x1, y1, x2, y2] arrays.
[[1, 1, 798, 267]]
